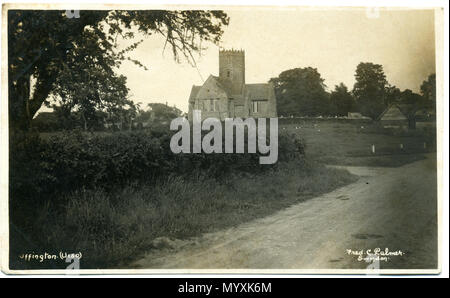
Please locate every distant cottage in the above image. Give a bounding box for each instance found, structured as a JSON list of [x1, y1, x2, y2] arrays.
[[188, 49, 277, 121], [347, 112, 370, 120], [378, 103, 411, 129]]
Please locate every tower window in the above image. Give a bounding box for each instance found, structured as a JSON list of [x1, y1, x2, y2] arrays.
[[207, 99, 219, 111], [252, 101, 260, 113], [227, 70, 230, 78], [214, 99, 219, 111]]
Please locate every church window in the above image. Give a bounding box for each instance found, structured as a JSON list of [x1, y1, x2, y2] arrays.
[[206, 99, 219, 111], [252, 101, 260, 113], [214, 99, 219, 111]]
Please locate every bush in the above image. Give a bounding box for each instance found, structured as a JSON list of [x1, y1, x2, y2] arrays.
[[9, 128, 309, 268], [12, 159, 354, 269], [9, 131, 48, 203], [10, 128, 306, 204]]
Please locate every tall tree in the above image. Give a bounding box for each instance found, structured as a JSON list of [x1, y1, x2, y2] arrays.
[[352, 62, 388, 120], [329, 83, 355, 116], [270, 67, 330, 117], [147, 103, 182, 122], [105, 100, 137, 131], [398, 89, 426, 128], [420, 73, 436, 109], [399, 89, 425, 106], [384, 84, 401, 107], [50, 51, 131, 130], [8, 10, 229, 130]]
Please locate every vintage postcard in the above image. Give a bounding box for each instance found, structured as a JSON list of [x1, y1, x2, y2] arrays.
[[0, 1, 446, 276]]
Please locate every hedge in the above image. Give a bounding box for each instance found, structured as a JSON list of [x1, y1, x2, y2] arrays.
[[10, 128, 305, 204]]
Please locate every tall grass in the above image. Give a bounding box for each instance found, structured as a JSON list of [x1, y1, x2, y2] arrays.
[[280, 121, 435, 167], [11, 160, 356, 269], [9, 126, 357, 269]]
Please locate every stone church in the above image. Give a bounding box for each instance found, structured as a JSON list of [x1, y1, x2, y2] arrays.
[[188, 49, 277, 121]]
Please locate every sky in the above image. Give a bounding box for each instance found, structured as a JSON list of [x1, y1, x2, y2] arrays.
[[117, 7, 436, 113]]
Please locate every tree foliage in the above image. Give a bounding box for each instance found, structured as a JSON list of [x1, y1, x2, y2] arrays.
[[270, 67, 330, 117], [147, 103, 183, 122], [352, 62, 388, 120], [8, 10, 229, 130], [384, 85, 401, 107], [397, 89, 427, 122], [420, 73, 436, 109], [329, 83, 355, 116]]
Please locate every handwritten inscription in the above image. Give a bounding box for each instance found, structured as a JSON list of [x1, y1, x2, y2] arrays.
[[346, 248, 405, 262], [19, 252, 82, 263]]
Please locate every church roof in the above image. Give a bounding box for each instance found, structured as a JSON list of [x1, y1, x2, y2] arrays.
[[188, 85, 201, 103], [244, 84, 273, 100], [212, 76, 233, 97], [189, 79, 274, 104]]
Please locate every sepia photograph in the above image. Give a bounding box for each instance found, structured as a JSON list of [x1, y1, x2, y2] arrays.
[[0, 1, 447, 277]]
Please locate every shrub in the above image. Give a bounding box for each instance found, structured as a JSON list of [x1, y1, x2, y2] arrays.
[[10, 128, 306, 204], [16, 159, 354, 269]]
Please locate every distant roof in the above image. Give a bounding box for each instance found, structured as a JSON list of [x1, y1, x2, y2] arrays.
[[213, 76, 232, 97], [347, 112, 363, 119], [244, 84, 272, 100], [189, 79, 273, 103], [395, 103, 416, 116], [33, 111, 56, 120], [188, 85, 201, 103], [378, 104, 409, 121]]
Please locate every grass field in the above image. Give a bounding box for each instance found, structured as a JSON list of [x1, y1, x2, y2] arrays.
[[11, 120, 435, 269], [10, 159, 357, 269], [280, 121, 435, 167]]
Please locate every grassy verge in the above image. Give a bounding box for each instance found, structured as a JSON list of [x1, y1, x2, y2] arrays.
[[280, 121, 435, 167], [10, 160, 357, 269], [319, 154, 426, 167]]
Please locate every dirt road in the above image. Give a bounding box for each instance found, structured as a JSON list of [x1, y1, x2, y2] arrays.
[[132, 155, 438, 270]]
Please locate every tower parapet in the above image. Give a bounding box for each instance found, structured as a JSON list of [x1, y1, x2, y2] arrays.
[[219, 49, 245, 95]]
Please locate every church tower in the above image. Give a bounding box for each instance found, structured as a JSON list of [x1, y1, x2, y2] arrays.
[[218, 49, 245, 95]]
